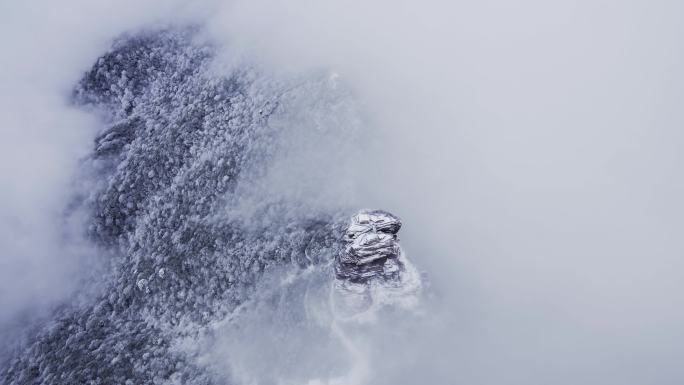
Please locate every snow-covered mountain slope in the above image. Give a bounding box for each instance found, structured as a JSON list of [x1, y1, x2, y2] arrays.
[[1, 28, 419, 385]]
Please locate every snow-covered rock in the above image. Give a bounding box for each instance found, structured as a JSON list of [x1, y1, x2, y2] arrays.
[[336, 210, 405, 282]]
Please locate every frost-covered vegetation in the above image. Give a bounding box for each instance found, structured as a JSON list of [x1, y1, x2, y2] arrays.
[[1, 28, 355, 385]]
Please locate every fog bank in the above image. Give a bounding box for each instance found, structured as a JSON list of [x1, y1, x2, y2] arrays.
[[1, 1, 683, 383]]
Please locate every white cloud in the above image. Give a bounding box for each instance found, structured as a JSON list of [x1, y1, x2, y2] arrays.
[[1, 0, 683, 383]]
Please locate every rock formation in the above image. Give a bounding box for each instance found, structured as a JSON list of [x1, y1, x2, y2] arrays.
[[336, 210, 405, 282]]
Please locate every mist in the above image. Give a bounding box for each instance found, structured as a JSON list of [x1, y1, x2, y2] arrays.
[[2, 0, 683, 384], [205, 2, 684, 383], [0, 0, 196, 339]]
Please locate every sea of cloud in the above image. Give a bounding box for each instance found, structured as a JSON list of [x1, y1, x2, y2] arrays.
[[1, 1, 683, 383]]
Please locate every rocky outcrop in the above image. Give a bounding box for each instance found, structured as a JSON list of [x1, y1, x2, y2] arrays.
[[336, 210, 405, 282]]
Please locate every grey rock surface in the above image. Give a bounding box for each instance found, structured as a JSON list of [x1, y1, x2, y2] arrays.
[[336, 210, 405, 282]]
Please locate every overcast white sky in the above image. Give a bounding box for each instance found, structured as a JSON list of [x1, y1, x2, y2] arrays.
[[1, 1, 683, 384]]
